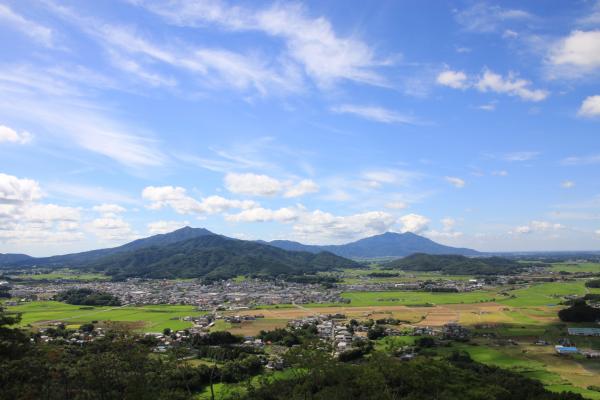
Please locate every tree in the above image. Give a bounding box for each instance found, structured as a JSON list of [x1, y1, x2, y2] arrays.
[[558, 300, 600, 322]]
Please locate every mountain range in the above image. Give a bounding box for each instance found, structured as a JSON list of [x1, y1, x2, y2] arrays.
[[0, 227, 480, 280], [265, 231, 480, 258]]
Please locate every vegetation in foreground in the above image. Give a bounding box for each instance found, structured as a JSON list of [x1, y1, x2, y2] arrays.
[[0, 305, 589, 400]]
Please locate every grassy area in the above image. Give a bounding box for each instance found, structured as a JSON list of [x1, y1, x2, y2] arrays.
[[14, 269, 109, 281], [341, 289, 500, 306], [549, 262, 600, 273], [6, 301, 201, 333]]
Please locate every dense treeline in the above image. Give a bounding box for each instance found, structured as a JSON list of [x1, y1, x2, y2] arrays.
[[585, 279, 600, 288], [242, 349, 583, 400], [558, 299, 600, 322], [54, 288, 121, 306], [385, 253, 525, 275]]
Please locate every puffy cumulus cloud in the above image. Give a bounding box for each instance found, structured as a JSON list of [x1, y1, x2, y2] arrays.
[[0, 175, 83, 243], [224, 173, 318, 198], [24, 204, 80, 224], [292, 210, 397, 243], [398, 213, 430, 234], [441, 217, 456, 231], [445, 176, 466, 188], [549, 30, 600, 76], [427, 217, 463, 239], [438, 68, 548, 102], [224, 172, 283, 196], [90, 217, 136, 241], [284, 179, 319, 198], [511, 220, 565, 235], [0, 173, 42, 204], [475, 70, 548, 102], [147, 220, 190, 234], [225, 206, 300, 223], [142, 185, 257, 215], [578, 95, 600, 118], [436, 69, 468, 89], [0, 124, 32, 144]]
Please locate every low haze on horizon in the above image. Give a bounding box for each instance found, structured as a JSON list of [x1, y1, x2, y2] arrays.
[[1, 0, 599, 256]]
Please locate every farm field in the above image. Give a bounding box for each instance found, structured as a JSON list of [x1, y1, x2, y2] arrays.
[[5, 301, 201, 333], [12, 269, 109, 281], [548, 262, 600, 273]]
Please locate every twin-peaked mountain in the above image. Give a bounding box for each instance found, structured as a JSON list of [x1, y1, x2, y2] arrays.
[[265, 231, 480, 258], [0, 227, 479, 280]]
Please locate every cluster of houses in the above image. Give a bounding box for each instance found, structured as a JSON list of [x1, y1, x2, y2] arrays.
[[7, 278, 346, 308], [288, 314, 363, 355]]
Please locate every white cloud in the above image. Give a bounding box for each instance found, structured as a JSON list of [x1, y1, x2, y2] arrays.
[[224, 172, 318, 198], [331, 104, 414, 124], [224, 173, 282, 196], [561, 154, 600, 165], [398, 213, 430, 234], [147, 220, 190, 234], [385, 201, 408, 210], [502, 29, 518, 39], [511, 220, 565, 235], [293, 210, 397, 243], [549, 30, 600, 76], [284, 179, 319, 198], [90, 217, 135, 241], [561, 181, 575, 189], [596, 229, 600, 237], [445, 176, 466, 188], [502, 151, 539, 162], [225, 206, 300, 223], [130, 1, 389, 88], [478, 103, 496, 111], [0, 173, 84, 244], [578, 95, 600, 118], [0, 125, 32, 144], [438, 68, 548, 102], [0, 4, 54, 47], [492, 170, 508, 176], [0, 67, 167, 169], [142, 186, 257, 215], [475, 70, 549, 102], [44, 2, 303, 96], [455, 3, 533, 33], [441, 217, 456, 231], [361, 169, 420, 188], [427, 217, 462, 239], [93, 203, 126, 215], [436, 69, 468, 89], [0, 173, 43, 204]]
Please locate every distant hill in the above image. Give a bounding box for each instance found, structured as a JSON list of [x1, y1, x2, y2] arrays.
[[88, 235, 361, 281], [267, 232, 480, 259], [0, 226, 215, 268], [0, 253, 34, 265], [384, 253, 524, 275]]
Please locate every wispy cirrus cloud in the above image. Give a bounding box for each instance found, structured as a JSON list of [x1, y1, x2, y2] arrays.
[[0, 4, 54, 47], [128, 0, 390, 88], [331, 104, 416, 124]]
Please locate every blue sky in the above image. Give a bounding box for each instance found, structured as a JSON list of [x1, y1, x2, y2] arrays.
[[1, 0, 599, 256]]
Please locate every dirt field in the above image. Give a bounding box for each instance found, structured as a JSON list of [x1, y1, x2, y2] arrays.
[[223, 303, 523, 327]]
